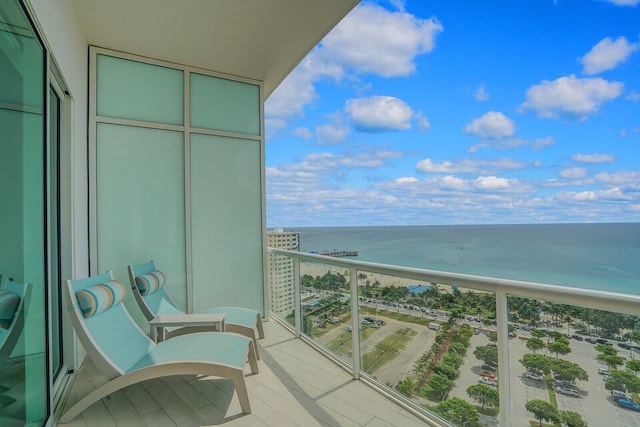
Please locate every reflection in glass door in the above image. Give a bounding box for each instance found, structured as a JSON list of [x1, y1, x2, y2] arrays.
[[0, 0, 49, 424]]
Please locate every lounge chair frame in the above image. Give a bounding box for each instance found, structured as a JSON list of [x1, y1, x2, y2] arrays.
[[127, 261, 264, 356], [60, 271, 257, 423]]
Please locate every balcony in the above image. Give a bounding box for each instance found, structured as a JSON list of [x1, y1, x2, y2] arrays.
[[56, 316, 427, 427], [57, 249, 640, 427]]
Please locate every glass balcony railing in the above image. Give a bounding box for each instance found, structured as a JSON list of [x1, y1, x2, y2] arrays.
[[267, 247, 640, 427]]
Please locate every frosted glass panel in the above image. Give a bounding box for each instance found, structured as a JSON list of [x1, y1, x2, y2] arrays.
[[96, 123, 187, 311], [190, 133, 263, 313], [96, 55, 184, 125], [190, 73, 260, 135]]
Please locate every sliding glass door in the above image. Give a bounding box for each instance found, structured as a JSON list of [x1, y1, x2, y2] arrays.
[[0, 0, 49, 424]]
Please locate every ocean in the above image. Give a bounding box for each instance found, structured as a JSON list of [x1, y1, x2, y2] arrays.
[[293, 223, 640, 295]]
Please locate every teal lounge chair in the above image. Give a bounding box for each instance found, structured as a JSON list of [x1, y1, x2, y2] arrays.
[[0, 278, 30, 406], [59, 271, 258, 423], [128, 261, 264, 358]]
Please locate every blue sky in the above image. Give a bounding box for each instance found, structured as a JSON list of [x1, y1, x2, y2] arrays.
[[265, 0, 640, 227]]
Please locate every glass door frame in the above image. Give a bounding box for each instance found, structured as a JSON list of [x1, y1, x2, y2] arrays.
[[47, 62, 74, 413]]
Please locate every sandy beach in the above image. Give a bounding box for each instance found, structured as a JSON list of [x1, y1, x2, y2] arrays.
[[299, 261, 459, 293]]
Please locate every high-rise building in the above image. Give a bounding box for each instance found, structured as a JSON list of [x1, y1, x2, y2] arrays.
[[267, 229, 299, 315]]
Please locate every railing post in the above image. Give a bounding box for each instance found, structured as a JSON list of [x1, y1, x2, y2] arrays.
[[350, 267, 360, 380], [294, 256, 301, 338], [496, 288, 512, 426]]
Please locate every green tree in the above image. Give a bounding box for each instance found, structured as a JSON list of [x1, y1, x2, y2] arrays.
[[428, 373, 452, 401], [595, 344, 618, 356], [526, 337, 546, 353], [549, 358, 588, 382], [473, 345, 498, 365], [466, 384, 499, 413], [525, 399, 559, 427], [395, 376, 416, 397], [434, 361, 458, 381], [549, 330, 564, 341], [627, 359, 640, 376], [520, 353, 551, 374], [560, 410, 588, 427], [598, 354, 625, 370], [547, 340, 571, 358], [448, 341, 467, 356], [531, 329, 547, 339], [435, 397, 480, 426], [605, 369, 640, 393], [442, 352, 463, 370]]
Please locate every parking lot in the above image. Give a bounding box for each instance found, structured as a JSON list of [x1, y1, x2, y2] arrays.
[[449, 331, 640, 426]]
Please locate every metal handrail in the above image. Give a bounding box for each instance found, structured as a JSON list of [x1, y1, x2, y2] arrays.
[[267, 247, 640, 426]]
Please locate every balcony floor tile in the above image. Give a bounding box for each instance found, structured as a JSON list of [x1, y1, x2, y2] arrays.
[[57, 318, 428, 426]]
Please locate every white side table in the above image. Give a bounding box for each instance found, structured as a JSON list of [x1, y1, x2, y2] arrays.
[[149, 313, 226, 342]]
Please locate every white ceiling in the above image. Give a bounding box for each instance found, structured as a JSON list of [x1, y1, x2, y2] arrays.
[[71, 0, 359, 97]]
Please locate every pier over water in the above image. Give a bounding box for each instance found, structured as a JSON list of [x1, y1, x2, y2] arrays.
[[320, 250, 358, 257]]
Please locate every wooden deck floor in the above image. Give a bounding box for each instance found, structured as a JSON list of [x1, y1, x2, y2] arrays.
[[56, 318, 428, 426]]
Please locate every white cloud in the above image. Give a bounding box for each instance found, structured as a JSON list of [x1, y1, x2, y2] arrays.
[[627, 90, 640, 101], [595, 170, 640, 185], [345, 96, 413, 132], [271, 148, 404, 180], [320, 3, 443, 78], [474, 84, 489, 101], [464, 111, 516, 139], [532, 137, 556, 150], [475, 176, 510, 190], [416, 157, 525, 174], [519, 75, 623, 120], [572, 153, 616, 163], [468, 136, 556, 152], [557, 187, 628, 202], [265, 118, 288, 141], [265, 3, 443, 129], [291, 127, 312, 140], [602, 0, 640, 5], [315, 123, 350, 145], [581, 36, 638, 75], [395, 176, 418, 184], [415, 111, 431, 132], [560, 168, 588, 179]]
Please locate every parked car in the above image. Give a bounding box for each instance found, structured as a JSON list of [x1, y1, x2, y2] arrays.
[[478, 376, 497, 386], [479, 371, 496, 378], [586, 337, 598, 344], [596, 338, 610, 345], [617, 398, 640, 411], [571, 334, 584, 341], [598, 367, 610, 375], [612, 389, 629, 400], [618, 342, 631, 350], [482, 364, 496, 372], [525, 371, 545, 381], [553, 385, 579, 397], [327, 317, 340, 324]]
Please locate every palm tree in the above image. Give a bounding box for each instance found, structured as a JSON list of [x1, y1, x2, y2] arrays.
[[357, 272, 368, 288], [395, 376, 416, 397]]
